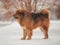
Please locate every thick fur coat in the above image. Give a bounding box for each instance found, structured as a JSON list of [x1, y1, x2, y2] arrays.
[[13, 9, 50, 40]]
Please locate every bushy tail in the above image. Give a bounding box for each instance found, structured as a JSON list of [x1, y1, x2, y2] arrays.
[[40, 9, 50, 18]]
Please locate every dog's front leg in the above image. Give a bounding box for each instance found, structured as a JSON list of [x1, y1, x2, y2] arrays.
[[21, 29, 27, 40], [27, 30, 33, 40]]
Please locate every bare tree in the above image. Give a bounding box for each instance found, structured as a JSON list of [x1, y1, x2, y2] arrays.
[[0, 0, 60, 21]]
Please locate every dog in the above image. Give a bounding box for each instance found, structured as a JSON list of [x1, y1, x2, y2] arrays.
[[13, 9, 50, 40]]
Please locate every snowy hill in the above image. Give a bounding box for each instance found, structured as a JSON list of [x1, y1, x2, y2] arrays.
[[0, 20, 60, 45]]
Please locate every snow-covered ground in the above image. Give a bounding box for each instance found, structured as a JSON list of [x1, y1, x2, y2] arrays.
[[0, 20, 60, 45]]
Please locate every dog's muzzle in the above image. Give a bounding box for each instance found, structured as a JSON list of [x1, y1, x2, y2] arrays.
[[13, 15, 19, 19]]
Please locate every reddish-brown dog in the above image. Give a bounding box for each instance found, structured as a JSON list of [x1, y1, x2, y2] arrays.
[[13, 9, 50, 40]]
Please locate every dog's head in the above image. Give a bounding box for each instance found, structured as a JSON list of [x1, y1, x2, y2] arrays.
[[13, 9, 25, 19]]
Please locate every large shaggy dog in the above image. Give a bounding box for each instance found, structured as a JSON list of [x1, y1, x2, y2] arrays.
[[13, 9, 50, 40]]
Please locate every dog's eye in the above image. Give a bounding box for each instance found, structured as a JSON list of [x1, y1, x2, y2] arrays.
[[20, 12, 25, 15], [19, 12, 25, 17]]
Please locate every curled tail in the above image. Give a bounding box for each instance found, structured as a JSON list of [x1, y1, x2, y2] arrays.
[[40, 9, 50, 18]]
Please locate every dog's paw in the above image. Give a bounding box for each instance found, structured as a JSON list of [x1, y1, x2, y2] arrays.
[[43, 36, 48, 39], [21, 37, 26, 40], [27, 38, 31, 40]]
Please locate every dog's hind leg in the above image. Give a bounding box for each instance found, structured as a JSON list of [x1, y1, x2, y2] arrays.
[[40, 26, 48, 39], [21, 29, 27, 40]]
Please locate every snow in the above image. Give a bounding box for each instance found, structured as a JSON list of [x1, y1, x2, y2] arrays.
[[0, 20, 60, 45]]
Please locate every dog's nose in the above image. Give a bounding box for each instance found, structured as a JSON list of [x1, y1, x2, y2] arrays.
[[13, 15, 18, 19], [13, 15, 15, 17]]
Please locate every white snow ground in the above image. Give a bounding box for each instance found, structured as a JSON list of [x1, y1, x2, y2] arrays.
[[0, 20, 60, 45]]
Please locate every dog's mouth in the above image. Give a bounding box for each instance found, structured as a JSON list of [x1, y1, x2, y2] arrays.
[[13, 15, 19, 19], [14, 17, 18, 19]]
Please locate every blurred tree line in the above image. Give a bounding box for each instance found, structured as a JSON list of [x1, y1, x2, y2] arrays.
[[0, 0, 60, 21]]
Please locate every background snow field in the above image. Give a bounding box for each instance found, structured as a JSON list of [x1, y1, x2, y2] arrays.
[[0, 20, 60, 45]]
